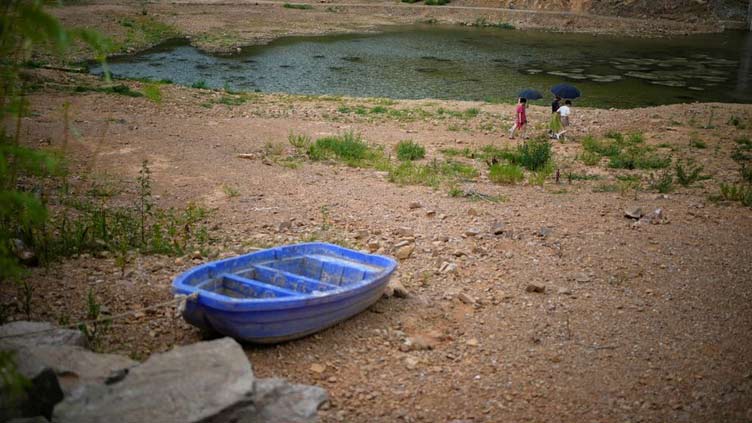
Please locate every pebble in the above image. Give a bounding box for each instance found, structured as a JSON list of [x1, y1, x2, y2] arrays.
[[465, 338, 479, 347], [490, 221, 505, 235], [525, 283, 546, 293], [465, 228, 481, 237], [409, 201, 422, 209], [405, 356, 419, 370], [573, 272, 591, 283], [458, 292, 476, 305], [426, 210, 436, 217], [383, 279, 409, 298], [191, 250, 202, 260], [401, 334, 438, 351], [310, 363, 326, 374], [625, 206, 644, 219], [394, 244, 415, 260], [367, 240, 380, 253]]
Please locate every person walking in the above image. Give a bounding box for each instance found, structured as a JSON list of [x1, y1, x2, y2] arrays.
[[555, 100, 572, 141], [549, 95, 562, 138], [509, 97, 528, 139]]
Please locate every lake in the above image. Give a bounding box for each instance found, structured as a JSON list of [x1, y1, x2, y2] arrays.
[[91, 25, 752, 108]]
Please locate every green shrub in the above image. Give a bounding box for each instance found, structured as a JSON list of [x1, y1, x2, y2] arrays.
[[719, 183, 752, 207], [608, 148, 671, 170], [75, 84, 143, 97], [689, 137, 707, 149], [489, 163, 524, 184], [307, 132, 382, 167], [648, 170, 674, 193], [191, 80, 208, 89], [580, 150, 601, 166], [582, 135, 620, 157], [142, 83, 162, 103], [388, 160, 477, 188], [741, 164, 752, 184], [675, 161, 709, 186], [288, 132, 312, 150], [516, 137, 552, 171], [425, 0, 450, 5], [396, 140, 426, 161]]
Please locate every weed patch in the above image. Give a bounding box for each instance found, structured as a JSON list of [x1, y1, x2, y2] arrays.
[[675, 161, 710, 186], [489, 163, 524, 184], [648, 170, 674, 193], [389, 159, 477, 188], [191, 80, 209, 89], [516, 137, 552, 171], [283, 3, 314, 9], [74, 84, 143, 97], [717, 183, 752, 207], [396, 140, 426, 161]]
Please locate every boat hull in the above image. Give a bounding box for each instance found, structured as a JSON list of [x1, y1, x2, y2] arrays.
[[172, 243, 397, 343]]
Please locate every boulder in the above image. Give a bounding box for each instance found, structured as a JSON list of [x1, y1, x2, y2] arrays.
[[52, 338, 327, 423], [53, 338, 256, 423], [251, 378, 328, 423], [0, 321, 87, 349], [0, 348, 63, 421], [24, 345, 136, 396]]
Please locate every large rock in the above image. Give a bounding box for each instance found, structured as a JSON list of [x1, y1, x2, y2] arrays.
[[0, 349, 63, 421], [251, 378, 328, 423], [53, 338, 256, 423], [20, 345, 137, 396], [0, 321, 87, 349], [52, 337, 327, 423]]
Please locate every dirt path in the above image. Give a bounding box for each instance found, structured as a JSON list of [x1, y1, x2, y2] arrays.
[[5, 70, 752, 421]]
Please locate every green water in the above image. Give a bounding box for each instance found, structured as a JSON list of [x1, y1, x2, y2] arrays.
[[92, 25, 752, 108]]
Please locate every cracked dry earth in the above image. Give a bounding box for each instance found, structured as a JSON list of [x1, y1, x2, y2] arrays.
[[4, 72, 752, 422]]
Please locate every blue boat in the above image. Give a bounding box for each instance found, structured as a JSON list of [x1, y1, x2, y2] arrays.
[[172, 242, 398, 343]]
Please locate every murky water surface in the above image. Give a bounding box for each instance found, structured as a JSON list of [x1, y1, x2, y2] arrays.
[[92, 25, 752, 108]]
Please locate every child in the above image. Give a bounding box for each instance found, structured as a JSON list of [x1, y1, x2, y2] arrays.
[[509, 97, 527, 139], [555, 100, 572, 141], [549, 95, 562, 137]]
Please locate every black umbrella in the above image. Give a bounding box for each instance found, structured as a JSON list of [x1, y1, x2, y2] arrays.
[[517, 88, 543, 100], [550, 83, 581, 99]]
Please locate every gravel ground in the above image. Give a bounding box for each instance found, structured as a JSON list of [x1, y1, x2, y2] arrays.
[[2, 70, 751, 422]]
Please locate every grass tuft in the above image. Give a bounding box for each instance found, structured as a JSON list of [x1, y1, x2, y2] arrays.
[[396, 140, 426, 161], [489, 163, 524, 184], [283, 3, 314, 9]]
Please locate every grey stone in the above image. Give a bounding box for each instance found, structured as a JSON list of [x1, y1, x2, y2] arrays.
[[538, 227, 553, 238], [251, 378, 328, 423], [0, 321, 86, 349], [53, 338, 256, 423], [490, 221, 506, 235], [0, 347, 63, 422], [525, 284, 546, 293], [624, 206, 644, 219], [0, 321, 87, 347], [24, 345, 136, 396], [7, 417, 50, 423], [383, 279, 409, 298], [393, 244, 415, 260]]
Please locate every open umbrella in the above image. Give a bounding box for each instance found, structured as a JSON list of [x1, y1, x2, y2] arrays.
[[517, 88, 543, 100], [550, 83, 581, 99]]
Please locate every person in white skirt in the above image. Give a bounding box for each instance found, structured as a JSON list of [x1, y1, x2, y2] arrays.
[[555, 100, 572, 141]]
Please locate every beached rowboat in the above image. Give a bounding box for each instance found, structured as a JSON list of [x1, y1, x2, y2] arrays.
[[172, 242, 398, 343]]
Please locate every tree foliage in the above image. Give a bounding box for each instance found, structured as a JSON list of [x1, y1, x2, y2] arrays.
[[0, 0, 109, 280]]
